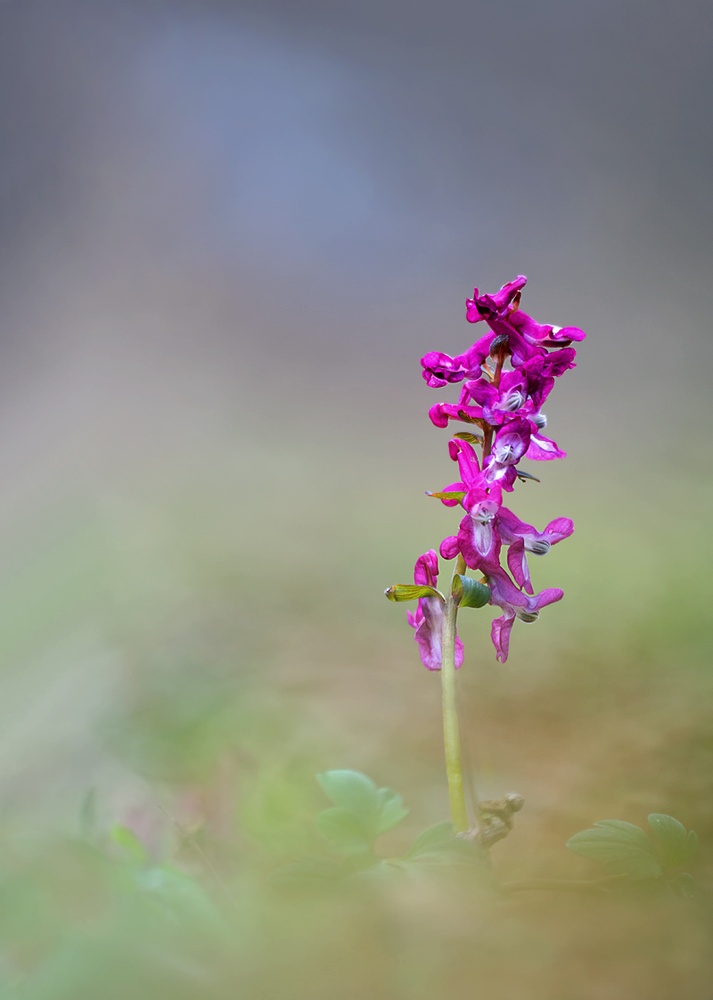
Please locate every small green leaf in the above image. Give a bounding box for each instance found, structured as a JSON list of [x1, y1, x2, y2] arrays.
[[669, 872, 696, 897], [316, 771, 409, 847], [136, 866, 225, 926], [456, 409, 484, 425], [451, 575, 491, 609], [384, 584, 444, 603], [317, 770, 379, 820], [317, 807, 373, 855], [407, 822, 488, 868], [408, 822, 457, 858], [516, 470, 540, 483], [647, 814, 698, 867], [453, 432, 484, 444], [110, 824, 147, 864], [425, 490, 467, 503], [590, 820, 654, 847], [566, 821, 662, 879], [374, 787, 409, 834]]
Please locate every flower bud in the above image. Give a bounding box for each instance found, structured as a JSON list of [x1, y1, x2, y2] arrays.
[[504, 792, 525, 813]]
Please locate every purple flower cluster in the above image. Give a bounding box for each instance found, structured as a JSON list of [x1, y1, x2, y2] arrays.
[[409, 275, 585, 664]]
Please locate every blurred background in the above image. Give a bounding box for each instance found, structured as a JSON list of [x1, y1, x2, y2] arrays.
[[0, 0, 711, 996]]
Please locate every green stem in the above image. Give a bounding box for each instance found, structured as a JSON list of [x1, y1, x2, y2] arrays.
[[441, 557, 469, 833]]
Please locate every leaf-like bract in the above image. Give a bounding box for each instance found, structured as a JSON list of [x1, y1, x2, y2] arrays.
[[452, 575, 491, 609], [384, 584, 443, 603]]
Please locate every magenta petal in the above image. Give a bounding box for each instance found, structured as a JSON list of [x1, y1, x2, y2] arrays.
[[507, 538, 533, 594], [550, 325, 586, 343], [543, 517, 575, 543], [543, 347, 577, 376], [429, 402, 484, 428], [468, 275, 527, 320], [439, 535, 460, 560], [495, 507, 535, 545], [410, 591, 465, 671], [458, 332, 496, 369], [413, 607, 443, 670], [465, 298, 485, 324], [509, 310, 556, 345], [420, 352, 466, 388], [492, 417, 531, 465], [491, 612, 515, 663], [531, 587, 564, 612], [487, 567, 527, 608], [413, 550, 439, 587], [526, 432, 566, 461], [448, 438, 482, 488], [483, 458, 518, 492], [428, 403, 454, 428]]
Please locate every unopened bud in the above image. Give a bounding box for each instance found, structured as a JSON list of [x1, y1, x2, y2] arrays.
[[504, 792, 525, 813]]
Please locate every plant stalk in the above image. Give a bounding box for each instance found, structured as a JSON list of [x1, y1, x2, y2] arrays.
[[440, 557, 469, 833]]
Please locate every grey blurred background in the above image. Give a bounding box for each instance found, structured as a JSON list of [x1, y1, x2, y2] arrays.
[[0, 0, 710, 825], [1, 5, 713, 996]]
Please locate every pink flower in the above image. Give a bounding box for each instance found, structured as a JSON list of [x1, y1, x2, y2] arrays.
[[466, 276, 586, 367], [486, 568, 564, 663], [406, 551, 465, 671], [496, 509, 574, 593]]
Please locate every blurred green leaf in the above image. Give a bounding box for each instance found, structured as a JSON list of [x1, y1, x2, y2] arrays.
[[136, 865, 225, 928], [647, 814, 698, 867], [669, 872, 697, 897], [110, 825, 147, 865], [316, 807, 373, 855], [566, 821, 662, 879], [317, 770, 379, 820], [408, 821, 456, 858], [374, 787, 409, 834], [407, 822, 487, 867], [316, 771, 409, 850]]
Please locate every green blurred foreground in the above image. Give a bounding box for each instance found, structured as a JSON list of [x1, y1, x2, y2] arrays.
[[0, 439, 711, 998]]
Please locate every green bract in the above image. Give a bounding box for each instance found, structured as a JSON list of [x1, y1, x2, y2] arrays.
[[384, 584, 444, 603], [451, 574, 491, 609]]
